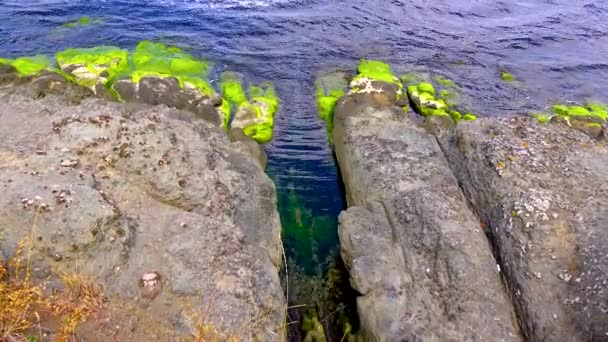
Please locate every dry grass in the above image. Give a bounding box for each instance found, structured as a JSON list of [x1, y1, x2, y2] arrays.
[[0, 209, 103, 342], [1, 210, 284, 342]]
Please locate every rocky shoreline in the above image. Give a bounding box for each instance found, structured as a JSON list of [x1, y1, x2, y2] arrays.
[[330, 63, 608, 341], [0, 61, 285, 340], [3, 44, 608, 341]]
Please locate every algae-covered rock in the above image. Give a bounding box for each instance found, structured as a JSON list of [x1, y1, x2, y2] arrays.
[[501, 71, 516, 82], [62, 16, 102, 28], [350, 60, 402, 102], [302, 309, 327, 342], [407, 81, 477, 122], [1, 55, 54, 77], [0, 79, 285, 339], [552, 103, 608, 121], [56, 46, 128, 93], [332, 90, 521, 341], [438, 116, 608, 340], [315, 71, 348, 139], [221, 72, 280, 144]]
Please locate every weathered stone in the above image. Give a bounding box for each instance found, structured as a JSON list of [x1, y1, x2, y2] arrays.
[[438, 116, 608, 341], [333, 90, 521, 341], [0, 80, 285, 340], [113, 77, 138, 102], [195, 100, 222, 126], [138, 76, 182, 107], [232, 104, 259, 129], [229, 127, 268, 169]]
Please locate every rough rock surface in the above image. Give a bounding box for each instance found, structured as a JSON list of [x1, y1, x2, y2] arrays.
[[333, 90, 521, 341], [438, 116, 608, 341], [0, 71, 285, 339]]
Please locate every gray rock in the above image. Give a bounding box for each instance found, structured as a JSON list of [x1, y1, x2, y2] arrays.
[[0, 81, 285, 340], [333, 91, 521, 341], [438, 116, 608, 341], [229, 128, 268, 169], [111, 75, 223, 127]]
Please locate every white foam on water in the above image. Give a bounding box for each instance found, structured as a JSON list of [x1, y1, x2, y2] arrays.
[[152, 0, 296, 10]]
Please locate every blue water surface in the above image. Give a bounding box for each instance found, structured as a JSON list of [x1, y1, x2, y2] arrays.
[[1, 0, 607, 274]]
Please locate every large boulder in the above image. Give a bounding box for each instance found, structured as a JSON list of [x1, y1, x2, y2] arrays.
[[0, 79, 285, 340], [438, 116, 608, 340], [332, 89, 521, 341]]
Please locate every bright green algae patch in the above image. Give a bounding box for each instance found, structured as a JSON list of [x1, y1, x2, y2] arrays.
[[1, 55, 54, 77], [130, 41, 213, 95], [353, 60, 401, 86], [407, 80, 477, 121], [315, 71, 348, 139], [62, 16, 102, 28], [552, 103, 608, 121], [220, 71, 247, 105], [501, 71, 516, 82], [56, 46, 128, 88], [529, 102, 608, 124]]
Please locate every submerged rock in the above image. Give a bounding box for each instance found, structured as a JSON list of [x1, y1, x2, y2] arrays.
[[0, 79, 285, 339], [315, 70, 349, 139], [332, 84, 521, 341], [438, 116, 608, 341]]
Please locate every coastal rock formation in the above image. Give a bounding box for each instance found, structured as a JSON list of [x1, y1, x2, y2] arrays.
[[0, 41, 281, 144], [0, 68, 285, 339], [437, 116, 608, 340], [333, 87, 522, 341]]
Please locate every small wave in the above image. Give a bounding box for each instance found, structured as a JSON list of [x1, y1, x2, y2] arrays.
[[149, 0, 299, 10]]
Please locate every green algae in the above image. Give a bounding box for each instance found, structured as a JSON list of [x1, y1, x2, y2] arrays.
[[352, 59, 401, 87], [434, 75, 457, 88], [4, 55, 53, 77], [62, 16, 102, 28], [450, 110, 462, 123], [219, 100, 231, 130], [463, 113, 477, 121], [250, 82, 280, 115], [220, 72, 247, 105], [501, 71, 515, 82], [219, 72, 280, 143], [130, 41, 213, 95], [302, 309, 326, 341], [1, 41, 283, 141], [417, 82, 436, 96], [552, 103, 608, 121], [278, 185, 339, 275], [315, 71, 348, 140], [531, 112, 552, 124], [242, 121, 273, 144], [56, 46, 128, 88], [407, 80, 477, 122]]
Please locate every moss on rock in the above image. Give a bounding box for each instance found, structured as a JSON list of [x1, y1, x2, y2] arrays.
[[56, 46, 128, 89], [353, 59, 400, 86], [531, 112, 552, 124], [222, 72, 280, 143], [501, 71, 515, 82], [130, 41, 213, 95], [552, 103, 608, 121], [2, 55, 54, 77], [407, 80, 476, 122], [315, 71, 348, 140], [62, 16, 102, 28], [435, 75, 457, 88]]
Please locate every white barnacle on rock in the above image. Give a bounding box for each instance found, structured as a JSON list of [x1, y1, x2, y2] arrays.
[[349, 77, 383, 94]]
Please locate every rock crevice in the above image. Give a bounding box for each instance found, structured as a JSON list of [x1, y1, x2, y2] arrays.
[[332, 91, 522, 341]]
